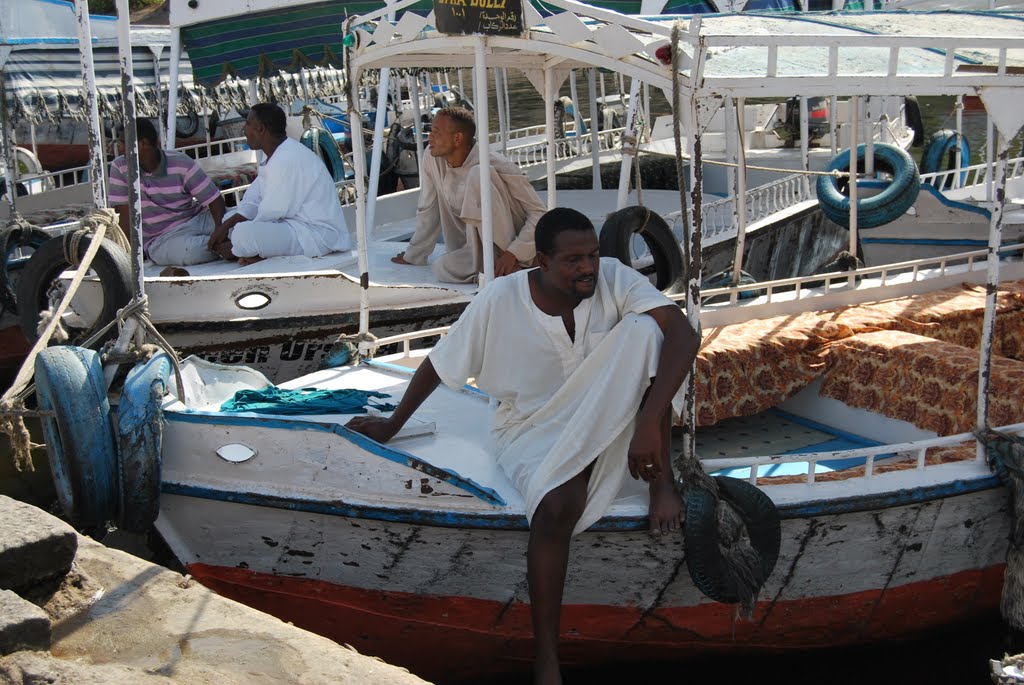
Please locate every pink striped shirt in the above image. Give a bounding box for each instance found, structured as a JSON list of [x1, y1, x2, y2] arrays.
[[108, 151, 220, 250]]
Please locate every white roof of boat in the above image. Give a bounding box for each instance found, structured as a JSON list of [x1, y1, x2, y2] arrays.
[[345, 4, 1024, 101]]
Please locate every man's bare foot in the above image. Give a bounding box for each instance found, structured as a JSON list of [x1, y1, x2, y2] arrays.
[[533, 651, 562, 685], [238, 256, 265, 266], [391, 252, 411, 265], [159, 266, 190, 277], [648, 478, 684, 536]]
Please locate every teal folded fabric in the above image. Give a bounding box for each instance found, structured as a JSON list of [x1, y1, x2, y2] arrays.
[[220, 386, 396, 415]]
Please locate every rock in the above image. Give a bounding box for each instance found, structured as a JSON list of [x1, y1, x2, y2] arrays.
[[0, 591, 49, 655], [0, 496, 77, 592], [0, 651, 173, 684]]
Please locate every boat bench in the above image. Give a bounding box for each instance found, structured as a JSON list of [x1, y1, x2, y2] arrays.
[[693, 279, 1024, 429]]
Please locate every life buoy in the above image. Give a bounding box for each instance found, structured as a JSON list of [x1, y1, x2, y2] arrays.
[[921, 129, 970, 185], [35, 345, 118, 528], [904, 95, 925, 148], [685, 476, 782, 604], [117, 353, 172, 533], [0, 225, 53, 315], [816, 143, 920, 230], [16, 234, 133, 345], [599, 206, 685, 294], [170, 110, 201, 139], [300, 127, 347, 183]]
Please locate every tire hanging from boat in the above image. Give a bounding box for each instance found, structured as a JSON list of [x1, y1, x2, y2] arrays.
[[35, 345, 119, 528], [16, 234, 133, 345], [0, 225, 52, 315], [300, 126, 348, 183], [920, 129, 971, 186], [684, 476, 782, 605], [599, 206, 686, 294], [816, 143, 920, 230], [117, 353, 172, 533]]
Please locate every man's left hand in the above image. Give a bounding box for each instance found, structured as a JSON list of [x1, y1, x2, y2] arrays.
[[495, 250, 521, 277], [627, 429, 662, 482]]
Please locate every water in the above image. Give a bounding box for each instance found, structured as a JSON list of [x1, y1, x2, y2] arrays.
[[2, 91, 1019, 684]]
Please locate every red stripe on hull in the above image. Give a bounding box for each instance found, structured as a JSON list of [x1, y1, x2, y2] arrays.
[[188, 562, 1005, 682]]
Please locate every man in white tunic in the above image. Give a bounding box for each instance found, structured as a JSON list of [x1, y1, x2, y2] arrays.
[[210, 103, 350, 265], [348, 207, 699, 685], [391, 106, 547, 283]]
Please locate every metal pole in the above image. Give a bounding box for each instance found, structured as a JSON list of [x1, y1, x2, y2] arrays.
[[116, 0, 144, 299], [954, 95, 964, 189], [495, 67, 508, 153], [588, 68, 600, 191], [569, 70, 583, 158], [75, 0, 107, 208], [474, 37, 494, 285], [799, 95, 810, 197], [544, 67, 556, 208], [0, 70, 16, 214], [166, 28, 181, 147], [976, 131, 1010, 438], [615, 78, 642, 210], [848, 95, 859, 286], [731, 97, 747, 295], [408, 73, 425, 164], [830, 94, 838, 158], [347, 67, 372, 340], [365, 68, 390, 232], [864, 96, 874, 178]]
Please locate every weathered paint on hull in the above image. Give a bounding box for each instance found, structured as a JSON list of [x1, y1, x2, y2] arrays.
[[156, 481, 1010, 682], [187, 562, 1003, 682]]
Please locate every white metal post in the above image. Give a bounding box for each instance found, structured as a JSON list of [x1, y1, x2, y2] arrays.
[[474, 38, 494, 285], [799, 96, 810, 197], [848, 95, 859, 286], [588, 68, 600, 190], [116, 0, 144, 300], [615, 78, 642, 210], [732, 97, 748, 295], [166, 28, 182, 148], [495, 67, 508, 153], [544, 67, 557, 209], [365, 68, 391, 233], [75, 0, 107, 207]]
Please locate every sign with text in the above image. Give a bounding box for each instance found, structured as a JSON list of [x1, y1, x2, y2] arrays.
[[433, 0, 524, 36]]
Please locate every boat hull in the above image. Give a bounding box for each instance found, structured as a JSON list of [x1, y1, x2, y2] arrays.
[[157, 481, 1009, 682]]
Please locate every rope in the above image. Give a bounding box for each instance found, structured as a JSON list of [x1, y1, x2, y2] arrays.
[[669, 20, 764, 619]]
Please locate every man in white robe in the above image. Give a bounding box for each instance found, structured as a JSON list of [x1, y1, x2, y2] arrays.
[[348, 207, 699, 685], [210, 103, 350, 266], [392, 106, 547, 283]]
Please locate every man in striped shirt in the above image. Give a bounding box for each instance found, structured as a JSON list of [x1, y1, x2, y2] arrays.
[[108, 118, 226, 267]]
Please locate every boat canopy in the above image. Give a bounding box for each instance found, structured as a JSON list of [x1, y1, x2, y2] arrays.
[[0, 0, 194, 124]]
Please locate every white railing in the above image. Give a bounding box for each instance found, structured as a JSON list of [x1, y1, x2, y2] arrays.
[[691, 173, 815, 248], [177, 135, 250, 160], [501, 127, 624, 169], [18, 164, 91, 195], [921, 155, 1024, 193], [687, 241, 1024, 307], [219, 178, 357, 207], [488, 119, 593, 146], [709, 421, 1024, 486]]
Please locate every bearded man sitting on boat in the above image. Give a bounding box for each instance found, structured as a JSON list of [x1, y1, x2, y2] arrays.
[[209, 103, 350, 266], [391, 106, 547, 283], [108, 117, 227, 268], [348, 207, 699, 685]]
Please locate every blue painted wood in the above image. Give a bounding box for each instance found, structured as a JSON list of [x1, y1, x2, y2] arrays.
[[35, 345, 117, 528], [165, 411, 506, 507], [117, 354, 172, 533]]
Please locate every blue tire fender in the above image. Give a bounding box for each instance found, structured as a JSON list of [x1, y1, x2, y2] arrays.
[[117, 353, 172, 533], [921, 129, 970, 184], [816, 143, 920, 230], [301, 127, 347, 183], [35, 346, 118, 528]]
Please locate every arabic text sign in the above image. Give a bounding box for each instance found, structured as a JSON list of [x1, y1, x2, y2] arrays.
[[433, 0, 524, 36]]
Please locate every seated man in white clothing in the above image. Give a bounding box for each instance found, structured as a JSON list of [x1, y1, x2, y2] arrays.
[[348, 207, 699, 685], [391, 106, 547, 283], [211, 103, 350, 266]]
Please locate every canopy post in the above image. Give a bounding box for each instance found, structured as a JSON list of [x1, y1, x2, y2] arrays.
[[977, 131, 1011, 440], [799, 95, 810, 197], [588, 68, 600, 190], [544, 66, 556, 209], [848, 95, 859, 287], [495, 67, 508, 153], [0, 70, 15, 214], [569, 70, 583, 158], [474, 37, 494, 285], [116, 0, 144, 300], [615, 78, 642, 210], [955, 95, 964, 189], [76, 0, 107, 208], [365, 68, 391, 232], [731, 97, 748, 297], [346, 67, 372, 340], [408, 73, 426, 165], [165, 26, 182, 146]]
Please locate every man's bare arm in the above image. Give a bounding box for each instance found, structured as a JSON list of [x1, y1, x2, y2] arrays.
[[345, 358, 443, 442]]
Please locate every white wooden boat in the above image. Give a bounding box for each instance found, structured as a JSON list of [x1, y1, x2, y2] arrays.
[[21, 3, 1024, 682]]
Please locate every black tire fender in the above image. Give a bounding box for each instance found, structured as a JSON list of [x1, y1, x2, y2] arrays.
[[599, 206, 685, 294], [0, 226, 53, 315], [684, 476, 782, 604], [16, 234, 133, 345]]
